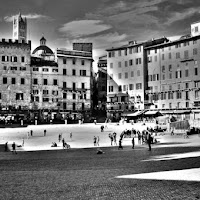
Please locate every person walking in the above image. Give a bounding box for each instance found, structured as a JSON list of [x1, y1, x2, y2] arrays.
[[146, 132, 152, 151], [132, 137, 135, 149], [22, 138, 24, 147], [30, 130, 33, 136], [44, 129, 47, 136], [58, 134, 61, 142], [93, 136, 97, 146], [118, 139, 123, 150], [96, 136, 100, 146], [12, 142, 17, 154], [62, 138, 65, 149], [70, 132, 72, 140], [4, 142, 8, 152]]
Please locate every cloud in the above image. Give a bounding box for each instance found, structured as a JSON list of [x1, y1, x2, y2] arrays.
[[164, 7, 200, 25], [4, 14, 53, 22], [59, 20, 112, 38]]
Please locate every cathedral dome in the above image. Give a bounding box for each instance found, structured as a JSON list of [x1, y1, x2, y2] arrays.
[[32, 36, 53, 55]]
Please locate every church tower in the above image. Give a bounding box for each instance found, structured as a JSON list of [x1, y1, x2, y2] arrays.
[[13, 13, 27, 42]]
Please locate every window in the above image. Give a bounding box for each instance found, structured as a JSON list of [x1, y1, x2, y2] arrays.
[[73, 93, 76, 99], [63, 58, 67, 64], [63, 102, 67, 110], [185, 83, 189, 89], [148, 56, 152, 63], [42, 68, 49, 72], [43, 79, 48, 85], [176, 52, 180, 59], [169, 73, 172, 79], [184, 50, 189, 59], [118, 85, 122, 92], [72, 58, 76, 65], [195, 67, 198, 76], [80, 70, 86, 76], [124, 49, 127, 56], [118, 50, 121, 56], [12, 78, 16, 84], [110, 63, 113, 68], [20, 67, 26, 71], [82, 83, 85, 89], [195, 26, 199, 32], [162, 65, 165, 73], [118, 73, 122, 79], [81, 60, 85, 65], [193, 48, 198, 55], [43, 90, 48, 95], [131, 71, 134, 77], [43, 98, 49, 102], [137, 70, 140, 76], [63, 82, 66, 88], [14, 56, 17, 62], [63, 69, 67, 75], [169, 65, 172, 72], [52, 90, 58, 96], [169, 53, 171, 59], [162, 74, 165, 80], [123, 85, 126, 91], [21, 56, 25, 62], [185, 69, 189, 77], [16, 93, 23, 100], [129, 59, 133, 66], [125, 72, 128, 79], [52, 69, 58, 72], [21, 78, 25, 84], [136, 83, 142, 90], [136, 58, 141, 65], [176, 91, 182, 99], [108, 86, 113, 92], [53, 79, 57, 86], [169, 103, 172, 109], [3, 77, 7, 84], [118, 62, 121, 68], [33, 67, 38, 71], [162, 54, 164, 60], [33, 90, 39, 95], [129, 48, 132, 54], [72, 69, 76, 76], [73, 82, 76, 90], [11, 67, 17, 70], [2, 55, 5, 62], [129, 84, 134, 90], [125, 61, 128, 67]]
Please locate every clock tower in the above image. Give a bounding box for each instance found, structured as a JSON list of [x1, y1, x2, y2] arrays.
[[13, 13, 27, 42]]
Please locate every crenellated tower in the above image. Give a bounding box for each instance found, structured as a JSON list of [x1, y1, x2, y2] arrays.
[[13, 13, 27, 42]]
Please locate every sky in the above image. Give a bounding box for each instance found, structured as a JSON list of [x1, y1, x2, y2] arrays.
[[1, 0, 200, 65]]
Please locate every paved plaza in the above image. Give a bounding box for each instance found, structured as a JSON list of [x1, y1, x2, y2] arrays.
[[0, 122, 200, 199]]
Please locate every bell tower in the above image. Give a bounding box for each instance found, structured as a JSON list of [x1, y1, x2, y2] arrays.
[[13, 13, 27, 42]]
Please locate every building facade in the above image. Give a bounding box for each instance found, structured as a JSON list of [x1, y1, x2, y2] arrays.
[[0, 39, 31, 111], [56, 48, 94, 119]]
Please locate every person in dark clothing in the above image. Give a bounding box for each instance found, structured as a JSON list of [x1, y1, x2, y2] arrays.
[[30, 130, 33, 136], [146, 132, 152, 151], [44, 129, 47, 136], [5, 142, 8, 152], [132, 137, 135, 149], [100, 125, 104, 132], [118, 139, 123, 150], [12, 142, 17, 154]]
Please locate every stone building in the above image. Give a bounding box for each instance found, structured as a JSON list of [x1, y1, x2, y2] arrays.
[[145, 21, 200, 120], [0, 39, 31, 111], [56, 47, 93, 120], [106, 38, 168, 120]]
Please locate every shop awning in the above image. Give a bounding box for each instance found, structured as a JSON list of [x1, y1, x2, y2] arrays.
[[174, 110, 191, 114], [126, 110, 144, 117], [144, 110, 162, 115]]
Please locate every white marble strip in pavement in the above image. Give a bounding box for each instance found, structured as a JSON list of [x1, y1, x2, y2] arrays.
[[116, 168, 200, 182], [143, 151, 200, 161]]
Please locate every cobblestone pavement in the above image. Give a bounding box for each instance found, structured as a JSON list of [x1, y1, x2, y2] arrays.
[[0, 143, 200, 199]]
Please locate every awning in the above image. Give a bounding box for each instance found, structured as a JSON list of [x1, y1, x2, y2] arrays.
[[160, 110, 175, 114], [144, 110, 161, 115], [192, 109, 200, 113], [126, 110, 144, 117], [174, 110, 191, 114]]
